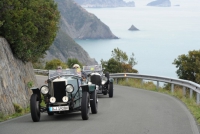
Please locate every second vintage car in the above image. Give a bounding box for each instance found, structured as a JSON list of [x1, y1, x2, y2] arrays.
[[82, 65, 114, 98], [30, 69, 98, 122]]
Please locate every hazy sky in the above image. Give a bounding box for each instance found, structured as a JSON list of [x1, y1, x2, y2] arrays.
[[124, 0, 200, 7]]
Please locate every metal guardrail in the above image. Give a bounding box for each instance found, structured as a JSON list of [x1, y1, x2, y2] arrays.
[[34, 69, 200, 104], [34, 69, 48, 75]]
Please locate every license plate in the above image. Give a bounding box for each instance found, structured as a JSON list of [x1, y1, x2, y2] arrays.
[[49, 106, 69, 112]]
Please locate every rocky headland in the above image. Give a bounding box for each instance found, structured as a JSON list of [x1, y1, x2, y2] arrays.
[[147, 0, 171, 7], [44, 30, 98, 65], [55, 0, 118, 39]]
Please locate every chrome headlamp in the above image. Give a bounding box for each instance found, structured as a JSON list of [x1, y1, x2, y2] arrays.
[[66, 84, 74, 93], [40, 85, 49, 94], [88, 82, 92, 85], [50, 97, 56, 103]]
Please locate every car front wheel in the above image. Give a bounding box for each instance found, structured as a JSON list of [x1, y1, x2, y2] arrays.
[[90, 90, 98, 114], [30, 94, 41, 122], [81, 92, 90, 120]]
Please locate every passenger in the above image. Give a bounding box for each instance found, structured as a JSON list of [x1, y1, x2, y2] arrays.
[[72, 64, 87, 84]]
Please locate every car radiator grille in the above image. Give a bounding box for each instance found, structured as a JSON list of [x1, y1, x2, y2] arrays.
[[53, 82, 66, 102], [91, 75, 101, 86]]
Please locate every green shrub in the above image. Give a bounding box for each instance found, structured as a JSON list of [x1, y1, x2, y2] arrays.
[[27, 81, 34, 89], [45, 59, 68, 70], [13, 103, 23, 114], [0, 0, 60, 62]]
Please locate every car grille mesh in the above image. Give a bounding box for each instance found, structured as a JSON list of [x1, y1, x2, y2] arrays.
[[53, 82, 66, 102], [91, 75, 101, 86]]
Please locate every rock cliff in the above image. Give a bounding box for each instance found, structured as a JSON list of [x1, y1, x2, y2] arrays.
[[44, 30, 97, 65], [0, 37, 38, 115], [55, 0, 118, 39], [147, 0, 171, 7], [74, 0, 135, 8]]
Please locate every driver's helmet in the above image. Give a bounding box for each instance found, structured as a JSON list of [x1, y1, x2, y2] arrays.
[[73, 64, 80, 69], [73, 64, 81, 77]]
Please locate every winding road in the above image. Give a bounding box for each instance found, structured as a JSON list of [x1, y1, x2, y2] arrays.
[[0, 75, 199, 134]]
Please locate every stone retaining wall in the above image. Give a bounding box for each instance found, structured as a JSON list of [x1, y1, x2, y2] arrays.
[[0, 37, 38, 115]]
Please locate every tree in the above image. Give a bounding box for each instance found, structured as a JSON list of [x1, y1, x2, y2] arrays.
[[67, 58, 83, 68], [101, 48, 138, 73], [101, 58, 122, 73], [173, 50, 200, 84], [0, 0, 60, 62], [45, 59, 67, 70], [111, 48, 128, 63]]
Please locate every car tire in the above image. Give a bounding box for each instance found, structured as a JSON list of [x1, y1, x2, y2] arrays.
[[30, 94, 41, 122], [90, 90, 98, 114], [108, 82, 113, 98], [81, 92, 90, 120]]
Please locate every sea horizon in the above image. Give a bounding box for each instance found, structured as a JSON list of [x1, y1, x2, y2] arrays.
[[75, 0, 200, 79]]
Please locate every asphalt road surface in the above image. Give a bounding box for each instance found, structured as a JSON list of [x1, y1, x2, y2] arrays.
[[0, 75, 199, 134]]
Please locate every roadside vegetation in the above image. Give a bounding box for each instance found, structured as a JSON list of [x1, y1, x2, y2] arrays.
[[0, 104, 30, 122], [101, 48, 138, 73]]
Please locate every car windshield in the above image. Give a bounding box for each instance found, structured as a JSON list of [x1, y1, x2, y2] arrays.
[[82, 65, 103, 74], [48, 69, 82, 79]]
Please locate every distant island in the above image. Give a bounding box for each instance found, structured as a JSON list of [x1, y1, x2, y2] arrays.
[[128, 25, 139, 31], [147, 0, 171, 7], [74, 0, 135, 8]]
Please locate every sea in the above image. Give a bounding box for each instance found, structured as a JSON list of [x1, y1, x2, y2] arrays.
[[75, 0, 200, 79]]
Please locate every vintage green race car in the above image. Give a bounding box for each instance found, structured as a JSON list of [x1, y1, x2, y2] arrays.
[[30, 69, 98, 122], [83, 65, 114, 98]]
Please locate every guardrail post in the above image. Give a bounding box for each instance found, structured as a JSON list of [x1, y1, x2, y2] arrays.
[[190, 89, 193, 98], [171, 84, 174, 93], [141, 79, 144, 87], [116, 78, 118, 84], [126, 78, 128, 82], [196, 93, 200, 105], [183, 87, 186, 96], [156, 81, 159, 90]]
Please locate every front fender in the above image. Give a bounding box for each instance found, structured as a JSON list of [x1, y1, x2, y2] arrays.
[[30, 87, 41, 102], [81, 84, 96, 93], [109, 78, 114, 83]]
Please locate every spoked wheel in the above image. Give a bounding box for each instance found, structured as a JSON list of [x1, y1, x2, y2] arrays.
[[81, 92, 90, 120], [30, 94, 41, 122], [108, 82, 113, 98], [90, 90, 98, 114]]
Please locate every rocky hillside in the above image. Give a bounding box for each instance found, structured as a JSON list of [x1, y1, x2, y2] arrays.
[[44, 29, 97, 65], [147, 0, 171, 7], [55, 0, 118, 39], [0, 37, 38, 115], [74, 0, 135, 7]]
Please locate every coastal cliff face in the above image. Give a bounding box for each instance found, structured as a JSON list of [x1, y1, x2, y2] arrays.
[[0, 37, 38, 115], [55, 0, 118, 39], [147, 0, 171, 7], [74, 0, 135, 8], [44, 30, 98, 65]]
